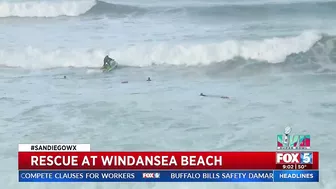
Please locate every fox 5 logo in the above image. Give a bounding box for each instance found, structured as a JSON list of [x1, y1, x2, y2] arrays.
[[277, 152, 312, 164], [300, 153, 313, 164], [142, 173, 160, 178]]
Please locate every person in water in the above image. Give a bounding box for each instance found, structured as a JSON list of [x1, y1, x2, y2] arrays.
[[103, 55, 114, 69], [200, 93, 229, 99]]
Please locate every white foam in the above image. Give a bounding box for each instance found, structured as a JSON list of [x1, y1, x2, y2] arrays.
[[0, 31, 322, 69], [0, 0, 96, 17], [86, 69, 101, 74]]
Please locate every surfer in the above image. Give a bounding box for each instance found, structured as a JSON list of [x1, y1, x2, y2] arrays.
[[200, 93, 229, 99], [147, 77, 151, 81], [103, 55, 114, 69]]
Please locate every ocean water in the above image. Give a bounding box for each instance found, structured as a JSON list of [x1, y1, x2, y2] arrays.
[[1, 0, 336, 188]]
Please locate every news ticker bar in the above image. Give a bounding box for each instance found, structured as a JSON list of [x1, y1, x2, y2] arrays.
[[18, 170, 319, 182], [18, 152, 319, 170]]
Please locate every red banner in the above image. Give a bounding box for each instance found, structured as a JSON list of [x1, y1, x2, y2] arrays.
[[18, 151, 319, 170]]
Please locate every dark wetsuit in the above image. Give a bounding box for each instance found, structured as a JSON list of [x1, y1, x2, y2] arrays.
[[103, 56, 112, 67]]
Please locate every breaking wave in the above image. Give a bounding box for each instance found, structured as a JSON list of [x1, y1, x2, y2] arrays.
[[0, 0, 97, 18], [1, 31, 336, 72], [1, 0, 336, 18]]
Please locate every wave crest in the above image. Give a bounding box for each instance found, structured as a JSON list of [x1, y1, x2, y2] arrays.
[[1, 31, 334, 71], [115, 31, 320, 66], [2, 0, 336, 18], [0, 0, 97, 18]]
